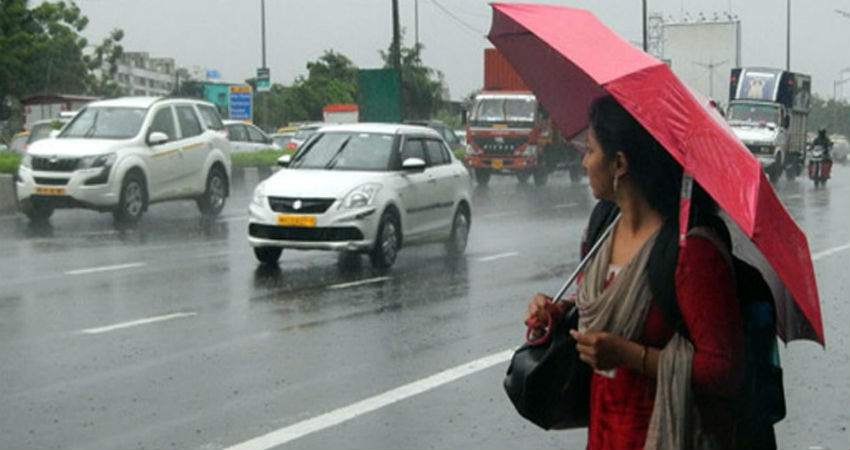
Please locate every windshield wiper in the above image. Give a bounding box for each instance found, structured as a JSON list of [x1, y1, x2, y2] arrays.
[[324, 136, 353, 169], [83, 111, 100, 138]]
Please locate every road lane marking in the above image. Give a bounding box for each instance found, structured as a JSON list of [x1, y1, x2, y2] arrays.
[[479, 211, 519, 219], [65, 262, 146, 275], [328, 277, 392, 290], [222, 349, 515, 450], [553, 202, 579, 209], [78, 312, 197, 334], [477, 252, 519, 262], [812, 243, 850, 261]]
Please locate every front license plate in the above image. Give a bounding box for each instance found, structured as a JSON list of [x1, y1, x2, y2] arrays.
[[277, 214, 316, 227], [35, 187, 66, 196], [491, 159, 504, 169]]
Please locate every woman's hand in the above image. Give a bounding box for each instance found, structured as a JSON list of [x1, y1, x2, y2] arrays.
[[569, 329, 635, 371], [524, 292, 554, 329]]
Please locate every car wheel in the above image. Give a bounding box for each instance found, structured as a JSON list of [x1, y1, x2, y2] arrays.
[[445, 204, 470, 257], [254, 247, 282, 265], [370, 210, 401, 269], [22, 201, 53, 222], [533, 168, 549, 186], [475, 169, 491, 186], [768, 165, 781, 184], [197, 166, 228, 217], [113, 171, 147, 225], [515, 172, 530, 184]]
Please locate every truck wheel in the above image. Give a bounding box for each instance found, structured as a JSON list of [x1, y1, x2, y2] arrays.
[[254, 247, 282, 265], [533, 169, 549, 186], [475, 169, 491, 186], [785, 167, 797, 181], [768, 165, 781, 184], [113, 171, 147, 226], [515, 172, 530, 184]]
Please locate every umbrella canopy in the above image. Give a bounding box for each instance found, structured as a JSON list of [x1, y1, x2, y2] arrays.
[[489, 3, 824, 345]]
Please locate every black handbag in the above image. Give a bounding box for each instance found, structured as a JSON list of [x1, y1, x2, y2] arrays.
[[503, 212, 620, 430]]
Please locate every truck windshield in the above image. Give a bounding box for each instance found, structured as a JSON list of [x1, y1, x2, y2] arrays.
[[60, 107, 147, 139], [472, 97, 536, 123], [727, 103, 781, 125]]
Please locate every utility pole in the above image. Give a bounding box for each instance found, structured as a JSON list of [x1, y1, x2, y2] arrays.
[[642, 0, 648, 51], [414, 0, 419, 47], [786, 0, 790, 71], [392, 0, 403, 119], [260, 0, 268, 129]]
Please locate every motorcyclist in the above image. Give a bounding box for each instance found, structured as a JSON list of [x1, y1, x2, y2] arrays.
[[812, 128, 833, 161]]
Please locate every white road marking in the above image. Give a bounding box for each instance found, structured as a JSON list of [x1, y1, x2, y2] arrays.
[[65, 262, 146, 276], [479, 211, 519, 219], [222, 349, 515, 450], [477, 252, 519, 262], [553, 202, 579, 209], [785, 194, 803, 200], [812, 243, 850, 261], [78, 312, 197, 335], [328, 277, 392, 290]]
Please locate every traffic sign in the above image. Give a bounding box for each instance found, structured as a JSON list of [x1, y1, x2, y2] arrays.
[[257, 67, 270, 92], [229, 85, 253, 121]]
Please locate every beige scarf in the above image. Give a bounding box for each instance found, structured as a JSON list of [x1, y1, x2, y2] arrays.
[[576, 225, 725, 450]]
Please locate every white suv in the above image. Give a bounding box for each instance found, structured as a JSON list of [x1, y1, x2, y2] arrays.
[[16, 97, 232, 225]]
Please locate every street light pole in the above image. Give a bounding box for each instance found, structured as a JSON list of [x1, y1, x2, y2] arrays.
[[786, 0, 790, 71], [642, 0, 647, 51], [415, 0, 419, 47], [260, 0, 267, 128]]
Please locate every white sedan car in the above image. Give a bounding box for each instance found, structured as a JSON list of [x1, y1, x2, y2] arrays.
[[248, 123, 472, 268]]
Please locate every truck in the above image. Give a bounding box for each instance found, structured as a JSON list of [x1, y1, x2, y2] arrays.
[[464, 49, 583, 186], [727, 67, 811, 182]]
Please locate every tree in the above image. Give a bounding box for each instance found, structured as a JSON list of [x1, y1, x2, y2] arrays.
[[85, 28, 125, 97], [808, 94, 850, 139], [380, 41, 447, 119]]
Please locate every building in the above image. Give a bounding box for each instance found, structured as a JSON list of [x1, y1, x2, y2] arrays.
[[113, 52, 178, 96]]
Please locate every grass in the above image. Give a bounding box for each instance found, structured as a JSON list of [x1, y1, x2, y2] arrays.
[[230, 149, 295, 167], [0, 152, 21, 174]]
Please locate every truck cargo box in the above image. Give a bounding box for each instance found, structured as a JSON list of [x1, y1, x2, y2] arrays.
[[484, 48, 529, 91], [729, 67, 811, 112]]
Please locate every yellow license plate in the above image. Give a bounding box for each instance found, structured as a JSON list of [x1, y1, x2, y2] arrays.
[[491, 160, 504, 169], [35, 187, 66, 196], [277, 214, 316, 227]]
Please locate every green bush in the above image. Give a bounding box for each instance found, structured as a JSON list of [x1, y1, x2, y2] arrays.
[[230, 149, 295, 167], [0, 152, 22, 174]]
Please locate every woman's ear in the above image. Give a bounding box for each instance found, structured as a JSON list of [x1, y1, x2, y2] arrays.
[[614, 151, 628, 178]]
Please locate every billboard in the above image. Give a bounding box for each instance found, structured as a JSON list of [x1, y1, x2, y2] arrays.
[[663, 21, 741, 105], [357, 69, 401, 123]]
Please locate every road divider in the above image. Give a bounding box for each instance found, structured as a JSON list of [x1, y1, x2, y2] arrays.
[[65, 262, 146, 276], [78, 312, 197, 334], [222, 349, 515, 450]]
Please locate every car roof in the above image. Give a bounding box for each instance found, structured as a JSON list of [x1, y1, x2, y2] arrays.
[[316, 122, 442, 137], [88, 96, 215, 109]]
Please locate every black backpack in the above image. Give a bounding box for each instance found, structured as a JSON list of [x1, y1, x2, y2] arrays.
[[582, 200, 785, 449]]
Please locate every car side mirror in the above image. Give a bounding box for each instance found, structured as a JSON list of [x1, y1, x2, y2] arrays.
[[402, 157, 426, 172], [148, 131, 169, 146], [277, 154, 292, 167]]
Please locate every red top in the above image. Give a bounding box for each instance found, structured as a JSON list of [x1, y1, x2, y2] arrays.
[[586, 236, 746, 450]]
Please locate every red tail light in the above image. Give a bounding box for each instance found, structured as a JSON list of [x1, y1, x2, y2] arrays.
[[287, 142, 297, 150]]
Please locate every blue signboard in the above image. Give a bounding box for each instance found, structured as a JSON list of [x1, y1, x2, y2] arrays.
[[228, 86, 253, 121]]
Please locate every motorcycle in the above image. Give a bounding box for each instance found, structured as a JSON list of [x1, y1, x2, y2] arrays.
[[807, 144, 832, 188]]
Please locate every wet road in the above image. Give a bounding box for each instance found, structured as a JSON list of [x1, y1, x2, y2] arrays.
[[0, 167, 847, 450]]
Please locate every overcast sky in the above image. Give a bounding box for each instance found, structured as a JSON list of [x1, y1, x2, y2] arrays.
[[71, 0, 850, 101]]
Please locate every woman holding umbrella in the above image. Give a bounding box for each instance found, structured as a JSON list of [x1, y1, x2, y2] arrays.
[[525, 96, 745, 449]]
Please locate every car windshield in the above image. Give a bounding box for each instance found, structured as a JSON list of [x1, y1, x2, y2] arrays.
[[60, 107, 147, 139], [291, 131, 395, 171], [727, 103, 781, 125], [472, 97, 536, 122], [27, 123, 57, 144]]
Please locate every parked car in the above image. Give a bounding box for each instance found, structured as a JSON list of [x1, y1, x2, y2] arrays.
[[9, 131, 30, 153], [248, 123, 473, 268], [289, 123, 322, 151], [16, 96, 232, 225], [223, 120, 280, 153]]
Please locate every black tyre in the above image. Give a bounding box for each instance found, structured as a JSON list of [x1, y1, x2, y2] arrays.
[[767, 165, 781, 184], [515, 172, 530, 184], [197, 166, 228, 217], [370, 210, 401, 269], [113, 171, 147, 225], [475, 169, 491, 186], [533, 169, 549, 186], [254, 247, 282, 264], [445, 204, 470, 257], [22, 202, 53, 222]]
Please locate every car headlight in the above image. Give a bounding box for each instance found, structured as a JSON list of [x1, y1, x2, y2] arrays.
[[341, 183, 382, 209], [522, 144, 537, 156], [78, 153, 117, 169], [251, 182, 266, 207], [21, 154, 32, 168]]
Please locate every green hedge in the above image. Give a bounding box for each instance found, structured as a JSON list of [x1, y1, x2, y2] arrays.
[[231, 149, 295, 167], [0, 152, 21, 174]]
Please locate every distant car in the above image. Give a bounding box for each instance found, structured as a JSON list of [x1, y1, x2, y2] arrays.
[[404, 120, 465, 156], [831, 135, 849, 163], [9, 131, 29, 153], [454, 128, 468, 145], [223, 120, 280, 153], [27, 117, 73, 147], [289, 123, 322, 151], [248, 123, 473, 268], [17, 96, 232, 225], [270, 132, 294, 151]]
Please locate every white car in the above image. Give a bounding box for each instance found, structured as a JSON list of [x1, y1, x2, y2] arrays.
[[223, 120, 280, 153], [248, 123, 473, 268], [17, 97, 232, 225]]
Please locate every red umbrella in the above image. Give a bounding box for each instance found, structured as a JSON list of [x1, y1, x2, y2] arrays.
[[489, 3, 824, 345]]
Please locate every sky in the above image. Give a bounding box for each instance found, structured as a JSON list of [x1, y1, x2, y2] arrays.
[[70, 0, 850, 101]]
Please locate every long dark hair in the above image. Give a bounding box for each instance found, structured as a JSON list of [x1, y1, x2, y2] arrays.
[[588, 96, 717, 223]]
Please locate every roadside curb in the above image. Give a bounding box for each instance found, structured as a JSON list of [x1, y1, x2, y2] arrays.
[[0, 174, 17, 216]]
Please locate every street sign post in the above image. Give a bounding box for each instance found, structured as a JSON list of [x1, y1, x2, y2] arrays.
[[228, 85, 253, 122], [256, 67, 270, 92]]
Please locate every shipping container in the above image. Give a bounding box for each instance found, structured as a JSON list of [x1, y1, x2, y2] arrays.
[[483, 48, 529, 91]]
